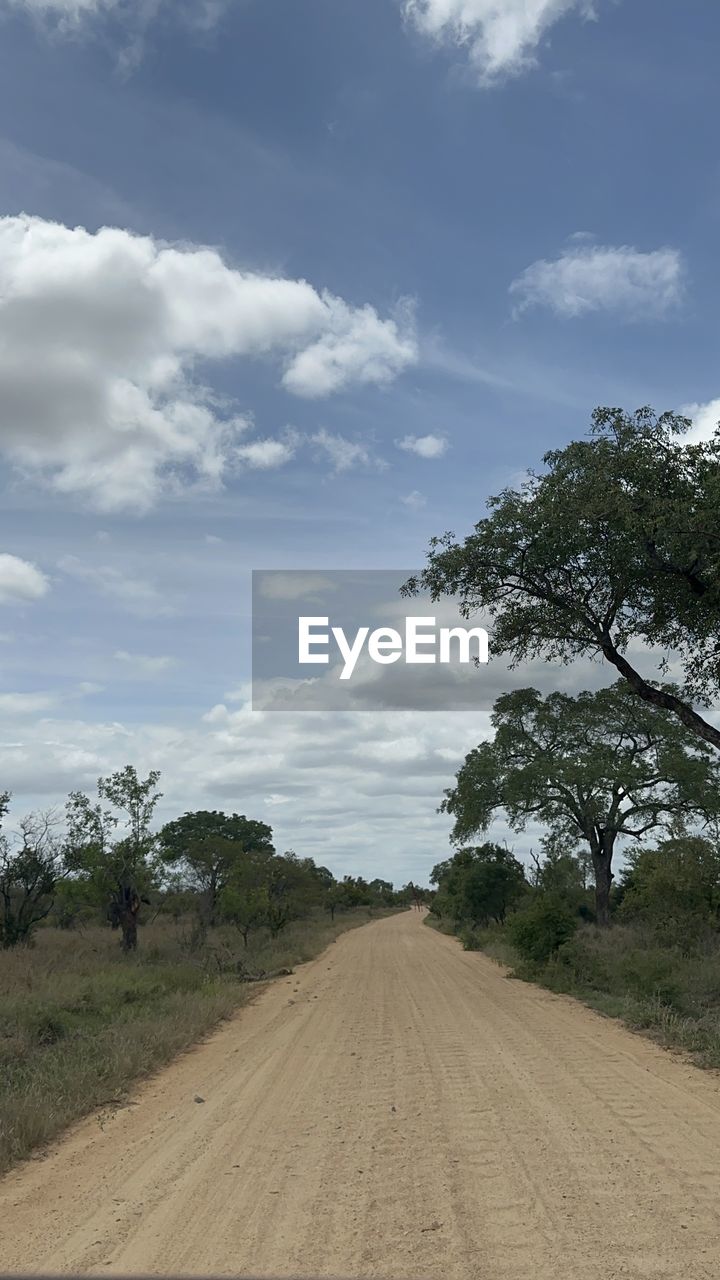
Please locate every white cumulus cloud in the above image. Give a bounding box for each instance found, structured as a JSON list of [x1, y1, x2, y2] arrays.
[[396, 433, 448, 458], [235, 434, 298, 469], [403, 0, 597, 85], [681, 399, 720, 444], [0, 215, 416, 512], [0, 553, 49, 605], [509, 242, 684, 319]]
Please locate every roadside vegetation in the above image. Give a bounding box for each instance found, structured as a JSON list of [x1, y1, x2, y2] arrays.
[[428, 836, 720, 1067], [418, 405, 720, 1070], [0, 769, 418, 1173]]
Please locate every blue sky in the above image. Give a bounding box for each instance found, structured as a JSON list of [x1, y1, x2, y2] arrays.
[[0, 0, 719, 883]]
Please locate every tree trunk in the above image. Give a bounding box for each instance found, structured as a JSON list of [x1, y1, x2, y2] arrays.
[[118, 888, 141, 951], [207, 875, 218, 928], [120, 909, 138, 951], [591, 831, 615, 927]]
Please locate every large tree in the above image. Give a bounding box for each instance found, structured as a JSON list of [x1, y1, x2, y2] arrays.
[[403, 407, 720, 749], [64, 766, 162, 951], [442, 683, 720, 925], [158, 810, 274, 925]]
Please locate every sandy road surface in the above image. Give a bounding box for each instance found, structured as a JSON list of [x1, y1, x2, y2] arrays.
[[3, 912, 720, 1280]]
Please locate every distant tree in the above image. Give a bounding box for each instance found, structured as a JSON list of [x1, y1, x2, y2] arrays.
[[264, 851, 325, 934], [368, 878, 395, 906], [442, 684, 720, 926], [64, 766, 162, 952], [0, 801, 63, 947], [403, 407, 720, 750], [324, 882, 345, 921], [158, 810, 274, 925], [430, 843, 527, 928], [220, 876, 270, 947]]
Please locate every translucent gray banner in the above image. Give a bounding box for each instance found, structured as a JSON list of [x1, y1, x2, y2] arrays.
[[251, 569, 498, 712]]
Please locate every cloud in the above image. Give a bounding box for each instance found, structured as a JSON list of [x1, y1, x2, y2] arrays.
[[0, 216, 417, 512], [0, 694, 484, 880], [258, 574, 337, 602], [235, 434, 298, 469], [681, 399, 720, 445], [58, 555, 174, 617], [2, 0, 227, 18], [310, 430, 382, 473], [396, 432, 448, 459], [283, 298, 417, 398], [509, 241, 684, 319], [1, 0, 236, 73], [402, 0, 597, 86], [0, 692, 56, 714], [400, 490, 427, 509], [0, 0, 227, 31], [2, 0, 112, 15], [114, 650, 176, 677], [0, 658, 620, 878], [0, 553, 49, 605]]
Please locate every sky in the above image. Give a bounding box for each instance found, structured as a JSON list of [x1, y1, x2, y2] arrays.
[[1, 0, 719, 885]]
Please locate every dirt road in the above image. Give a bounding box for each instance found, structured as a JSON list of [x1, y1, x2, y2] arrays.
[[2, 911, 720, 1279]]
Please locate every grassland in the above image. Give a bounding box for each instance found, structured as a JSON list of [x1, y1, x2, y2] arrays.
[[0, 907, 392, 1174]]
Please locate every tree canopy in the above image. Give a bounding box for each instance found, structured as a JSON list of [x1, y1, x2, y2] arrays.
[[403, 407, 720, 749], [430, 842, 527, 928], [158, 810, 275, 924]]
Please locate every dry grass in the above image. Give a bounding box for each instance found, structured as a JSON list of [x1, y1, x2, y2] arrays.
[[0, 907, 391, 1174]]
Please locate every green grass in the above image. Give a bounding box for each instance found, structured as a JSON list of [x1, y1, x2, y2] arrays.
[[0, 907, 393, 1174]]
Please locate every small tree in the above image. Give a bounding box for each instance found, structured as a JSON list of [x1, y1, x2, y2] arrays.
[[442, 683, 720, 925], [619, 837, 720, 943], [64, 766, 161, 951], [430, 843, 528, 928], [0, 801, 62, 947], [324, 882, 344, 921], [219, 860, 271, 947]]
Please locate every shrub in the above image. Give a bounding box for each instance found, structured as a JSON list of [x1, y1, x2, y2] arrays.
[[508, 896, 578, 967], [458, 925, 482, 951]]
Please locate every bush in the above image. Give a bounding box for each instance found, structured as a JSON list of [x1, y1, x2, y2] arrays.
[[508, 896, 578, 967], [458, 925, 482, 951]]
